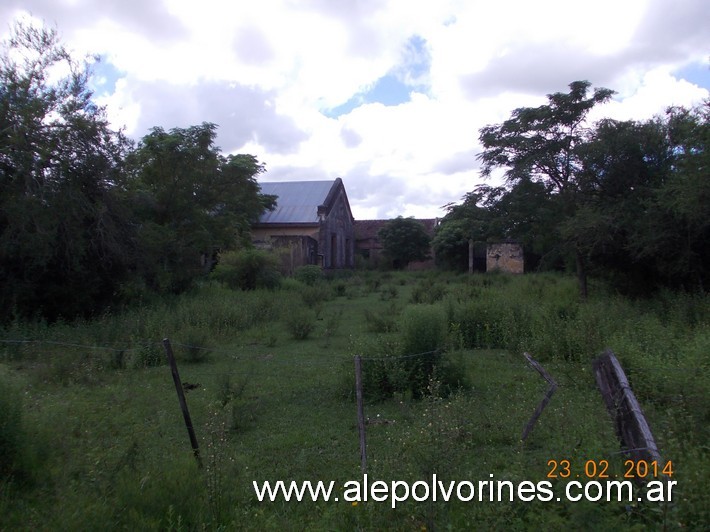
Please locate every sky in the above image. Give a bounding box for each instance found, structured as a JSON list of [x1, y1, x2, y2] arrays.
[[3, 0, 709, 220]]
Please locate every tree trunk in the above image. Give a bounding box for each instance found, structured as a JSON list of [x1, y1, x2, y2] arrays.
[[468, 239, 474, 274]]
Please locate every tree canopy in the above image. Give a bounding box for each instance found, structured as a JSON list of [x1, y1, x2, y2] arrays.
[[0, 22, 275, 321], [436, 80, 708, 295], [126, 123, 274, 293], [378, 217, 431, 269], [478, 81, 614, 297], [0, 23, 133, 320]]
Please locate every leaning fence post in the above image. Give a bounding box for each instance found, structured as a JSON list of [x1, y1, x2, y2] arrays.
[[592, 349, 662, 463], [163, 338, 203, 468], [521, 352, 558, 441], [354, 355, 367, 473]]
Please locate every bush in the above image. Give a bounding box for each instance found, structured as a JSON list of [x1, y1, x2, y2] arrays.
[[212, 249, 282, 290], [283, 307, 316, 340], [300, 284, 333, 309], [176, 329, 213, 364], [294, 265, 322, 286], [399, 305, 449, 398], [400, 305, 447, 356], [411, 279, 447, 304], [131, 341, 164, 368], [364, 303, 399, 333]]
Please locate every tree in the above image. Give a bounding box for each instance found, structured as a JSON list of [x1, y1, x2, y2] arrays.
[[125, 123, 275, 292], [478, 80, 614, 297], [378, 216, 431, 269], [431, 191, 489, 271], [0, 22, 134, 320], [566, 117, 673, 292], [649, 103, 710, 290]]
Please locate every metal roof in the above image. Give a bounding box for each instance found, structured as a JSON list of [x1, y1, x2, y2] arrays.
[[257, 180, 337, 224]]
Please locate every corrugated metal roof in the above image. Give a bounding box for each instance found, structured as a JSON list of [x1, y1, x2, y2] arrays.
[[258, 180, 336, 224]]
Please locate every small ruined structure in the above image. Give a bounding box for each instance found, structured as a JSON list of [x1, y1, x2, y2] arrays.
[[252, 178, 355, 271], [486, 241, 524, 274]]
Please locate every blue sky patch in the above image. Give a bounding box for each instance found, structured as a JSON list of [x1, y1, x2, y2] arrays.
[[323, 35, 431, 118], [674, 61, 710, 90], [89, 56, 124, 96]]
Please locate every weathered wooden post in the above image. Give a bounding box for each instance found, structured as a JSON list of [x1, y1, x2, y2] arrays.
[[163, 338, 203, 468], [521, 352, 558, 441], [593, 349, 662, 463], [354, 355, 367, 473]]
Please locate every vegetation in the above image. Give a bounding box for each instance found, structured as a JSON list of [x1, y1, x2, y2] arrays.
[[378, 216, 432, 269], [0, 272, 707, 530], [1, 22, 708, 530], [0, 23, 274, 322], [435, 82, 709, 298]]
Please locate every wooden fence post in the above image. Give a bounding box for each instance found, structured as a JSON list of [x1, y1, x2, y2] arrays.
[[521, 352, 558, 441], [354, 355, 367, 474], [163, 338, 203, 468], [592, 349, 662, 463]]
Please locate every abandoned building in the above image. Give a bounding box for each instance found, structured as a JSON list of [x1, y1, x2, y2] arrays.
[[354, 218, 439, 270], [486, 241, 524, 274], [252, 178, 355, 271]]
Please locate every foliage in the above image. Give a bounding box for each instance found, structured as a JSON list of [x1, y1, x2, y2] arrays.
[[294, 265, 323, 285], [300, 283, 333, 311], [478, 80, 615, 297], [0, 23, 134, 321], [0, 22, 276, 320], [410, 278, 447, 304], [398, 304, 448, 398], [176, 329, 213, 364], [126, 125, 274, 293], [211, 249, 282, 290], [363, 302, 400, 333], [378, 216, 431, 269], [283, 306, 316, 340], [441, 80, 708, 295], [0, 272, 707, 529]]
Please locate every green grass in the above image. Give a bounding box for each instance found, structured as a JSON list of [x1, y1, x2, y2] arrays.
[[0, 272, 707, 530]]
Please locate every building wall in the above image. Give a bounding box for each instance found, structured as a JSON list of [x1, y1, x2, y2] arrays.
[[319, 186, 355, 268], [486, 242, 524, 274], [252, 226, 320, 241], [271, 235, 318, 274]]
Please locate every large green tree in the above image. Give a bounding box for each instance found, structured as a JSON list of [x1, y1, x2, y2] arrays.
[[126, 123, 275, 292], [378, 216, 431, 269], [478, 80, 615, 297], [568, 117, 673, 291], [0, 23, 133, 320]]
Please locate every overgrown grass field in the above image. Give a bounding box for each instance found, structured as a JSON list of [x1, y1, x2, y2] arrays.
[[1, 272, 708, 530]]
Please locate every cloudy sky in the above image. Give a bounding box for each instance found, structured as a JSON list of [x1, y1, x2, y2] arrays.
[[3, 0, 709, 219]]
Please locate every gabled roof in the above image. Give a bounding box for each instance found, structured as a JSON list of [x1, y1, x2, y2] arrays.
[[257, 179, 349, 224]]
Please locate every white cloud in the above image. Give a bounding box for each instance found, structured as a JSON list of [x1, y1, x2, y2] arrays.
[[3, 0, 709, 220]]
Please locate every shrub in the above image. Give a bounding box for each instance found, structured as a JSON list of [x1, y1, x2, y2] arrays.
[[283, 307, 316, 340], [400, 304, 447, 356], [300, 284, 332, 310], [212, 249, 282, 290], [399, 305, 448, 398], [131, 341, 164, 368], [294, 265, 322, 286], [177, 329, 213, 364], [364, 302, 399, 333], [343, 334, 406, 402], [411, 279, 447, 304]]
